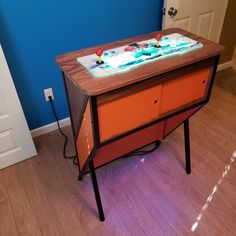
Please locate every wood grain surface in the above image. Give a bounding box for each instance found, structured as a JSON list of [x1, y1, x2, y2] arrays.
[[0, 70, 235, 235], [64, 74, 88, 137], [56, 28, 224, 96]]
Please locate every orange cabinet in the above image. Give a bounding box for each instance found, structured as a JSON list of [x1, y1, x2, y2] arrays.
[[160, 67, 211, 114], [98, 85, 162, 141]]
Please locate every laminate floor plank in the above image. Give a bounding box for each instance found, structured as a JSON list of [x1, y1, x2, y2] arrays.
[[1, 164, 42, 235], [0, 172, 18, 236]]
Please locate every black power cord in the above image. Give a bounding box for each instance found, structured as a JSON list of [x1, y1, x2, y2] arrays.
[[122, 141, 161, 158], [48, 96, 78, 166]]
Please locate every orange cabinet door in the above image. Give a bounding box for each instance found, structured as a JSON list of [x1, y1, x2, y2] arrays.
[[160, 67, 211, 114], [98, 85, 162, 141]]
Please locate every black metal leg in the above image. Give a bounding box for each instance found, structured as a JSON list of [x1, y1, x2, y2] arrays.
[[89, 160, 105, 221], [184, 119, 191, 174]]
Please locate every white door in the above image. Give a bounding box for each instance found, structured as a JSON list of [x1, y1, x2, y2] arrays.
[[0, 45, 37, 169], [162, 0, 228, 42]]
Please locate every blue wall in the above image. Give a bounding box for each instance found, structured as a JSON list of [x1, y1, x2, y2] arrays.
[[0, 0, 163, 129]]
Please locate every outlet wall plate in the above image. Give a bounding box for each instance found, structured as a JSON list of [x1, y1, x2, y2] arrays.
[[44, 88, 54, 101]]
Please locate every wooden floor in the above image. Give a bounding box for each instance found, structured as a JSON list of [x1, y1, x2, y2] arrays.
[[1, 69, 236, 236]]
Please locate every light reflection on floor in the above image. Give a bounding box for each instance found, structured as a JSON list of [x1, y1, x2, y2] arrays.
[[191, 150, 236, 232]]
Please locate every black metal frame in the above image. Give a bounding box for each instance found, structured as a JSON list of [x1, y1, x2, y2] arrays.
[[89, 160, 105, 221], [61, 55, 220, 222], [184, 118, 191, 174], [89, 96, 101, 149]]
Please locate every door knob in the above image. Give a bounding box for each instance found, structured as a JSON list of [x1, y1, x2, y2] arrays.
[[168, 7, 178, 16]]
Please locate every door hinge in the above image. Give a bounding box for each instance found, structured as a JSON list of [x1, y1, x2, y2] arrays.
[[162, 7, 166, 15]]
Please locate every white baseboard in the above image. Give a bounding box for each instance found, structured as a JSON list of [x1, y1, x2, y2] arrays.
[[31, 117, 71, 138], [217, 60, 233, 72]]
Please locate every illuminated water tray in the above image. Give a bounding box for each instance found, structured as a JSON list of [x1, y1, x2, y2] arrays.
[[77, 33, 203, 78]]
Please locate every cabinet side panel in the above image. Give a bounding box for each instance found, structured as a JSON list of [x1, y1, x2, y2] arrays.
[[76, 102, 94, 169], [94, 121, 164, 168], [64, 75, 88, 137], [164, 105, 203, 137]]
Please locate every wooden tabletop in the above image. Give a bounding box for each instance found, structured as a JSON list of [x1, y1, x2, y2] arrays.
[[56, 28, 224, 96]]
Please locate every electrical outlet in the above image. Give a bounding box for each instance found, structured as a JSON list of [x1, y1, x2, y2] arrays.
[[44, 88, 54, 101]]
